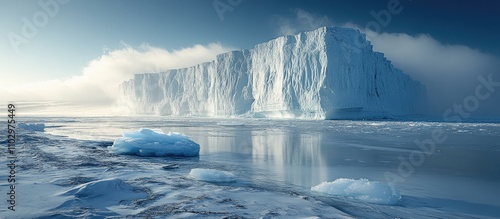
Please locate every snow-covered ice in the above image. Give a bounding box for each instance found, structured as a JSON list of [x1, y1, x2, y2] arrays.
[[120, 26, 426, 119], [189, 168, 236, 183], [18, 122, 45, 131], [2, 117, 499, 218], [109, 128, 200, 157], [56, 178, 148, 216], [311, 178, 401, 205], [60, 178, 146, 201]]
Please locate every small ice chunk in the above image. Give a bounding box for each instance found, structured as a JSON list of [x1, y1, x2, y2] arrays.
[[110, 128, 200, 157], [18, 123, 45, 131], [189, 168, 236, 183], [311, 178, 400, 205]]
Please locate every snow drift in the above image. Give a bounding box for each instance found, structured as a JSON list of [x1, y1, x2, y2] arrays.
[[120, 26, 426, 119], [60, 178, 146, 202], [56, 178, 148, 216], [311, 178, 401, 205], [110, 128, 200, 157]]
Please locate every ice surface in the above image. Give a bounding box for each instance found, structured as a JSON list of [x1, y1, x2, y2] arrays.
[[217, 121, 245, 126], [189, 168, 236, 183], [56, 178, 148, 216], [120, 26, 426, 119], [311, 178, 401, 205], [60, 178, 147, 203], [18, 123, 45, 131], [110, 128, 200, 157], [4, 117, 500, 218]]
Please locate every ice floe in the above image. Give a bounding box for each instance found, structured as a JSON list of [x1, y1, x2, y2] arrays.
[[110, 128, 200, 157], [189, 168, 236, 183], [311, 178, 401, 205]]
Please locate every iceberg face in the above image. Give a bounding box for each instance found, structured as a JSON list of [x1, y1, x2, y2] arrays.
[[120, 26, 426, 119], [110, 128, 200, 157], [311, 178, 401, 205]]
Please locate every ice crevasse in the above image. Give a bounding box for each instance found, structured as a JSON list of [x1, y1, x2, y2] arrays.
[[120, 26, 426, 120]]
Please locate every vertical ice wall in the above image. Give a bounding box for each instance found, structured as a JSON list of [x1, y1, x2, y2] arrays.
[[120, 26, 425, 119]]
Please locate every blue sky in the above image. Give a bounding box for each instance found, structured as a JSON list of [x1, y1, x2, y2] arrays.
[[1, 0, 499, 116]]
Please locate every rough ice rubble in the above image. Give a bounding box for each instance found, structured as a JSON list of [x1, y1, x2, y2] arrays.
[[110, 128, 200, 157], [311, 178, 401, 205], [189, 168, 236, 183], [120, 26, 426, 119], [18, 123, 45, 131]]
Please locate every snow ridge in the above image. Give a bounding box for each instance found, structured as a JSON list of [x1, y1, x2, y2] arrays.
[[120, 26, 425, 119]]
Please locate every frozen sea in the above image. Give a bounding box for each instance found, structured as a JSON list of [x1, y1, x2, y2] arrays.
[[1, 117, 500, 218]]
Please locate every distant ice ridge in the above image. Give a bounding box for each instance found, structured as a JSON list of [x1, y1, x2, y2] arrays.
[[189, 168, 236, 183], [120, 26, 426, 120], [311, 178, 401, 205], [18, 123, 45, 131], [110, 128, 200, 157]]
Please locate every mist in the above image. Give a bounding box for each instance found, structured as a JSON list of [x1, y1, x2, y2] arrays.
[[0, 43, 233, 116], [361, 30, 500, 118]]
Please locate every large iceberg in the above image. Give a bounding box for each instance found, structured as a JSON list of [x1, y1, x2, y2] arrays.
[[120, 26, 426, 119]]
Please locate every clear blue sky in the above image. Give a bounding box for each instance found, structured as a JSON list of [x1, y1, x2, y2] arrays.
[[1, 0, 499, 84]]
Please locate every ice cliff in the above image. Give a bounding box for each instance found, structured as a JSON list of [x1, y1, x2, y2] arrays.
[[120, 26, 426, 119]]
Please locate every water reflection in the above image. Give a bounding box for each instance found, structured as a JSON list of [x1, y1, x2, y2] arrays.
[[193, 122, 433, 188], [250, 129, 331, 187], [42, 117, 500, 195], [194, 124, 389, 188]]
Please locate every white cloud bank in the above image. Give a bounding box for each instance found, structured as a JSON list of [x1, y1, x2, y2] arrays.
[[0, 43, 233, 115]]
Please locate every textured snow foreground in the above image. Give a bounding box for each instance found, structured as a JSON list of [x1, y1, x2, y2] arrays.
[[311, 178, 401, 205], [121, 26, 425, 119], [110, 128, 200, 157], [3, 117, 500, 218], [0, 127, 352, 218]]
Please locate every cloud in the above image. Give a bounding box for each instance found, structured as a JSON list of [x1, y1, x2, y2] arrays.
[[365, 31, 498, 82], [362, 30, 500, 113], [0, 43, 234, 107], [274, 9, 333, 36]]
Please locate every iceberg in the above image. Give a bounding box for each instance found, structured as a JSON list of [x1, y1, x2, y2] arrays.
[[120, 26, 426, 119], [311, 178, 401, 205], [189, 168, 236, 183], [110, 128, 200, 157]]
